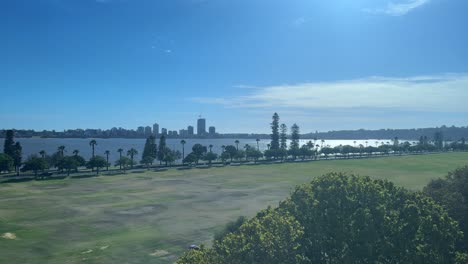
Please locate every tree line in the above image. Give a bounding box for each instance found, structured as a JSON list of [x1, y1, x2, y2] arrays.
[[1, 114, 467, 177]]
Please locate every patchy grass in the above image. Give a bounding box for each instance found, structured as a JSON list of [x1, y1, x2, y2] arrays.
[[0, 153, 467, 264]]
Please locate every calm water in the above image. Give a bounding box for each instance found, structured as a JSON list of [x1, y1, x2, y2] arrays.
[[1, 138, 404, 163]]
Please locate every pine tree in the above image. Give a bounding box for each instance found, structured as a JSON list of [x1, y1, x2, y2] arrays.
[[158, 135, 167, 165], [280, 123, 288, 150], [289, 124, 300, 159], [270, 113, 280, 150], [3, 130, 15, 157]]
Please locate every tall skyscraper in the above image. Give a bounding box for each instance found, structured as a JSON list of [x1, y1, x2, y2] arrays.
[[153, 123, 159, 136], [161, 128, 168, 135], [197, 118, 206, 135], [137, 126, 145, 136], [188, 126, 194, 136]]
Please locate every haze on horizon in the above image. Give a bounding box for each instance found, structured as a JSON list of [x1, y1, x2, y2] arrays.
[[1, 0, 467, 134]]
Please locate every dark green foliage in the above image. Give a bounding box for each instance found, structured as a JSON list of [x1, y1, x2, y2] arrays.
[[280, 123, 288, 150], [3, 130, 15, 157], [21, 155, 48, 177], [157, 135, 167, 164], [213, 216, 246, 242], [141, 136, 157, 166], [183, 153, 198, 165], [127, 148, 138, 169], [58, 156, 79, 176], [192, 144, 207, 164], [177, 173, 462, 263], [424, 166, 468, 250], [270, 113, 280, 151], [115, 156, 133, 172], [224, 145, 237, 162], [87, 156, 109, 174], [0, 153, 14, 172], [203, 152, 218, 164], [434, 131, 444, 150], [89, 139, 97, 157], [12, 142, 22, 173], [246, 148, 263, 163], [290, 123, 300, 151]]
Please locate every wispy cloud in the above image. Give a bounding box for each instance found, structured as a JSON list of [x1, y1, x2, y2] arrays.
[[191, 73, 468, 113], [365, 0, 430, 16], [292, 17, 308, 27]]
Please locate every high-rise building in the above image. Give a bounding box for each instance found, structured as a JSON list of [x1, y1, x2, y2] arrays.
[[137, 126, 145, 136], [197, 118, 206, 135], [161, 128, 168, 135], [179, 129, 188, 137], [209, 126, 216, 135], [144, 126, 152, 136], [188, 126, 194, 136], [153, 123, 159, 136]]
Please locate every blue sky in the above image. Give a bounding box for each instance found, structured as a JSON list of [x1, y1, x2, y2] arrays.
[[1, 0, 468, 133]]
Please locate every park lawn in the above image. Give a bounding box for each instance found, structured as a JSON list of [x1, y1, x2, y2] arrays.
[[0, 152, 467, 264]]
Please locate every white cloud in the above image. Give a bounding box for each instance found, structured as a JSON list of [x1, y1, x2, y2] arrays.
[[192, 73, 468, 113], [365, 0, 430, 16], [292, 17, 308, 27]]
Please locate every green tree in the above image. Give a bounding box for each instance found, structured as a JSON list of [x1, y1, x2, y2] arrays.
[[127, 148, 138, 169], [87, 155, 108, 174], [224, 145, 237, 162], [142, 135, 157, 166], [104, 150, 110, 171], [289, 123, 300, 159], [158, 135, 167, 165], [0, 153, 14, 173], [180, 139, 186, 163], [234, 140, 240, 151], [58, 156, 79, 176], [22, 155, 48, 178], [72, 149, 79, 156], [115, 156, 132, 172], [424, 166, 468, 251], [280, 123, 288, 150], [192, 144, 207, 164], [203, 152, 218, 165], [117, 148, 124, 169], [57, 145, 65, 158], [89, 139, 97, 157], [256, 138, 260, 151], [270, 113, 280, 151], [13, 142, 22, 175], [183, 152, 198, 165], [3, 130, 15, 157]]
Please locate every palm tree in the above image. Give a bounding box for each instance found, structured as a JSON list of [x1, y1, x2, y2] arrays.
[[117, 148, 124, 170], [267, 144, 271, 150], [127, 148, 138, 169], [57, 145, 65, 158], [89, 139, 97, 157], [104, 150, 110, 171], [321, 139, 325, 148], [39, 150, 46, 158], [221, 145, 226, 153], [365, 141, 368, 147], [256, 138, 260, 151], [209, 144, 213, 153], [180, 140, 186, 163], [353, 141, 357, 147], [235, 140, 240, 150], [73, 149, 79, 156]]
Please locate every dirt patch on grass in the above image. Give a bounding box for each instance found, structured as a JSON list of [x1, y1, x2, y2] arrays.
[[112, 204, 168, 216], [2, 232, 16, 239], [149, 249, 169, 257]]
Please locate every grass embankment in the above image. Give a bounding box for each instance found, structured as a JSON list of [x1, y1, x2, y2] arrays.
[[0, 152, 467, 264]]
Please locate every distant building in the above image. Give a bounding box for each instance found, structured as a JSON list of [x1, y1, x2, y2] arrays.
[[188, 126, 194, 136], [179, 129, 188, 137], [153, 123, 159, 136], [209, 126, 216, 135], [137, 126, 145, 136], [144, 126, 152, 137], [197, 118, 206, 135], [161, 128, 168, 135]]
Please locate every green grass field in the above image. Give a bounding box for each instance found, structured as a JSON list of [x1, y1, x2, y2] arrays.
[[1, 153, 467, 264]]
